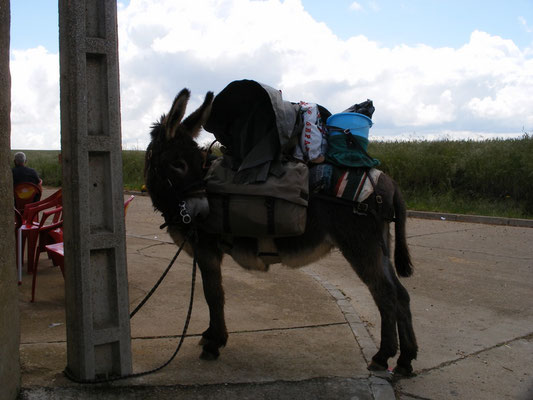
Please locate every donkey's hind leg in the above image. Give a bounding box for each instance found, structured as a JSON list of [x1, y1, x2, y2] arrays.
[[337, 236, 400, 371], [390, 271, 418, 376]]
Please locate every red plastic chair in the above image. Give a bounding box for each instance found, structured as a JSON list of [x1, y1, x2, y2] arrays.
[[35, 195, 134, 302], [14, 208, 23, 284], [20, 188, 62, 223], [32, 207, 64, 268], [14, 182, 42, 213], [124, 195, 135, 217], [17, 189, 62, 257], [17, 188, 62, 248], [30, 206, 63, 302], [44, 242, 64, 275], [18, 195, 63, 276]]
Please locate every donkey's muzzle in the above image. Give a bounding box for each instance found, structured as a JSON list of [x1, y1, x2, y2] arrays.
[[185, 197, 210, 221]]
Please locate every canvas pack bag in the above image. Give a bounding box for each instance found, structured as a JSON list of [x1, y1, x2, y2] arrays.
[[201, 157, 309, 237]]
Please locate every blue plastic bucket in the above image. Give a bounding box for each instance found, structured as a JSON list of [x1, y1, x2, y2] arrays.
[[326, 112, 373, 139]]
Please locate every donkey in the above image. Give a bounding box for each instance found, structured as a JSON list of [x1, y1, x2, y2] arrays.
[[144, 89, 418, 376]]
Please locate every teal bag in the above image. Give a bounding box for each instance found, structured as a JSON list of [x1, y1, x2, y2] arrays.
[[325, 133, 380, 168]]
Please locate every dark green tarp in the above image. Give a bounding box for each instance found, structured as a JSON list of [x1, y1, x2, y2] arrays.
[[204, 79, 301, 184]]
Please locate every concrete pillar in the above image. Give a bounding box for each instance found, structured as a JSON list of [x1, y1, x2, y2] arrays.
[[0, 1, 21, 398], [59, 0, 132, 380]]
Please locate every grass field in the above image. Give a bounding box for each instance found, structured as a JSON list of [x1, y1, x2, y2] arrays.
[[368, 135, 533, 219], [11, 135, 533, 219]]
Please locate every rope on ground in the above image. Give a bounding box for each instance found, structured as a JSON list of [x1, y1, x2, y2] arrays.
[[130, 230, 193, 319]]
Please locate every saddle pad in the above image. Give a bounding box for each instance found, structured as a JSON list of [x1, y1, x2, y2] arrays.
[[309, 164, 382, 203], [202, 158, 309, 237]]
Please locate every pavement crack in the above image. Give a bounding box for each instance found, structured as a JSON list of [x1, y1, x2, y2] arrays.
[[412, 332, 533, 377], [131, 322, 348, 341], [136, 242, 169, 253], [409, 243, 532, 261], [129, 284, 149, 304], [21, 324, 351, 345], [396, 391, 432, 400], [127, 233, 174, 244], [407, 227, 484, 239], [133, 242, 188, 263], [229, 322, 348, 335], [21, 340, 66, 345]]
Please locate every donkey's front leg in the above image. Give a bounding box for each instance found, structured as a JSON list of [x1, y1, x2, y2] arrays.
[[196, 242, 227, 360]]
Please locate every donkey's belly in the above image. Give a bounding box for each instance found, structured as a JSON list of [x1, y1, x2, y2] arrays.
[[278, 239, 334, 268], [228, 236, 334, 271]]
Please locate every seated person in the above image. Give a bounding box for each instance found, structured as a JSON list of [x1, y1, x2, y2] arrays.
[[12, 152, 42, 201]]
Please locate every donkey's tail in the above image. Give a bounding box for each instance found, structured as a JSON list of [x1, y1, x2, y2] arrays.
[[393, 182, 413, 277]]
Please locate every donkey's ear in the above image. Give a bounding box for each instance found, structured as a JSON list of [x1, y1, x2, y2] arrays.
[[162, 88, 190, 141], [181, 91, 214, 138]]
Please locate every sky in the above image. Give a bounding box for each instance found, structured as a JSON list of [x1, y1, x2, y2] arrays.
[[9, 0, 533, 150]]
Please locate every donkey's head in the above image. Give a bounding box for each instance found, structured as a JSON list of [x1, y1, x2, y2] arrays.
[[145, 89, 214, 226]]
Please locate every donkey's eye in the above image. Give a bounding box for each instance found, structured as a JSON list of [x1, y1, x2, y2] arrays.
[[171, 159, 187, 169], [169, 160, 188, 176]]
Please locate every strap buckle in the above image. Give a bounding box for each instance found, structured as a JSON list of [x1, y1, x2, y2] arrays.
[[353, 202, 368, 215]]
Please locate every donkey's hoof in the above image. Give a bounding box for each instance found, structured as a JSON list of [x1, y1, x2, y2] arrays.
[[393, 364, 416, 378], [368, 360, 388, 371], [200, 349, 219, 361], [200, 341, 220, 361]]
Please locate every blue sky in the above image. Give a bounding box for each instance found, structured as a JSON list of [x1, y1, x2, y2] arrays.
[[302, 0, 533, 49], [8, 0, 533, 149], [11, 1, 533, 51], [11, 0, 58, 52]]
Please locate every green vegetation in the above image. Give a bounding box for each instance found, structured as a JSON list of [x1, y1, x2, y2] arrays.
[[121, 150, 146, 190], [10, 149, 146, 191], [11, 135, 533, 219], [368, 134, 533, 218]]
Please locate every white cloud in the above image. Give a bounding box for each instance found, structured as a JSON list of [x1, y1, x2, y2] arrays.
[[350, 2, 363, 11], [10, 0, 533, 149], [368, 1, 380, 12], [518, 16, 532, 33], [10, 46, 60, 149]]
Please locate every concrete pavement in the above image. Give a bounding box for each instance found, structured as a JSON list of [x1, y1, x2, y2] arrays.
[[16, 189, 533, 399], [306, 218, 533, 399]]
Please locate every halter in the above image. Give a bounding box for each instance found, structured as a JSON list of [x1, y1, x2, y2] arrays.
[[159, 178, 207, 229]]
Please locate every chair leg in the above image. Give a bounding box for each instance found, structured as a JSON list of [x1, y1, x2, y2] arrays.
[[31, 258, 38, 302], [21, 234, 26, 268], [31, 238, 50, 302], [26, 231, 38, 274], [30, 235, 45, 302], [34, 242, 45, 273], [17, 228, 22, 285], [58, 260, 65, 278]]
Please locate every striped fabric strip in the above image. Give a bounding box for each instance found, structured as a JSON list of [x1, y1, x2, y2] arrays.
[[334, 171, 349, 197], [352, 170, 368, 202], [327, 166, 381, 203], [331, 168, 368, 202]]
